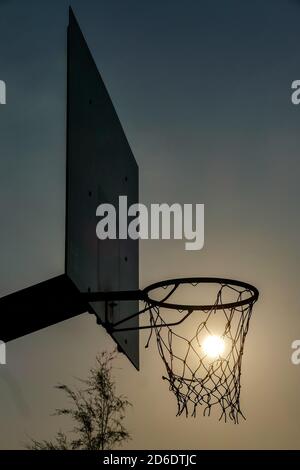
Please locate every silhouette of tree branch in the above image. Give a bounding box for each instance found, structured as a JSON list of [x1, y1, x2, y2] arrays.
[[27, 351, 131, 450]]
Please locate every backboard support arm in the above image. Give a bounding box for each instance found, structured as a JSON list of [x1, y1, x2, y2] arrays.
[[0, 275, 89, 342], [82, 290, 193, 332]]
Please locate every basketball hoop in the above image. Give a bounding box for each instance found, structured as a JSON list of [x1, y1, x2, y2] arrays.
[[84, 277, 259, 423]]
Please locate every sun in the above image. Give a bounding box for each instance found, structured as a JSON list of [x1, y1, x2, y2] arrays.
[[202, 335, 225, 359]]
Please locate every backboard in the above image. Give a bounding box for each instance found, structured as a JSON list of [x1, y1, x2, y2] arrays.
[[0, 8, 139, 370], [66, 9, 139, 369]]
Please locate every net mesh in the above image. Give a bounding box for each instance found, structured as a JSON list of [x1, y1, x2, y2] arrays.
[[144, 282, 256, 423]]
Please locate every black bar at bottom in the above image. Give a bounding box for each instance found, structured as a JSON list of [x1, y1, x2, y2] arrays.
[[0, 450, 297, 466]]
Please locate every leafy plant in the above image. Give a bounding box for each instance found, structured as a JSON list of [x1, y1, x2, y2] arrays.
[[27, 351, 131, 450]]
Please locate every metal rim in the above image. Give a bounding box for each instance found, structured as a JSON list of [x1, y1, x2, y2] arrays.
[[142, 277, 259, 312]]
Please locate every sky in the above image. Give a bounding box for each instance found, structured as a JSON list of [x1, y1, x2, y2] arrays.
[[1, 0, 300, 449]]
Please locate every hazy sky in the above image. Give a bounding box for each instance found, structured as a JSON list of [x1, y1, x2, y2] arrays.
[[1, 0, 300, 449]]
